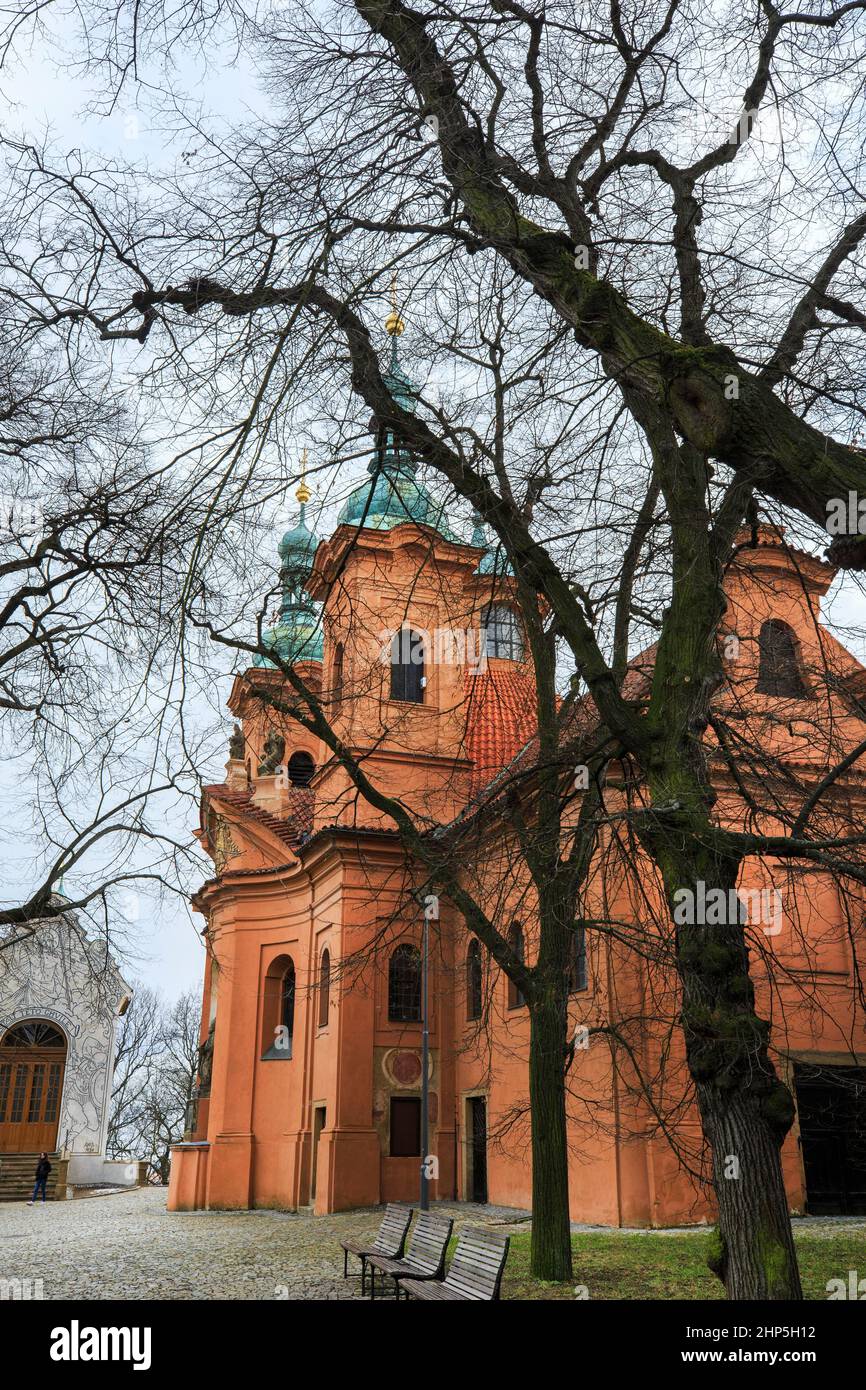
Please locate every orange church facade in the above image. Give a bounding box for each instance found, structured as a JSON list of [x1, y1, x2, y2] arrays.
[[168, 344, 866, 1226]]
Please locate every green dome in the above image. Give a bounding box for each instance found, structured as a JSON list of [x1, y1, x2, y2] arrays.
[[254, 497, 324, 668], [338, 458, 460, 539], [277, 501, 319, 580], [254, 603, 324, 667], [337, 334, 461, 543]]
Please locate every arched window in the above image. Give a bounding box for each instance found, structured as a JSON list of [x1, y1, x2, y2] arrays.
[[482, 604, 523, 661], [757, 619, 807, 698], [567, 925, 587, 993], [318, 948, 331, 1028], [507, 922, 526, 1010], [466, 940, 483, 1021], [332, 642, 344, 702], [388, 944, 422, 1022], [261, 955, 295, 1059], [390, 627, 425, 703], [287, 750, 315, 787], [1, 1022, 66, 1049]]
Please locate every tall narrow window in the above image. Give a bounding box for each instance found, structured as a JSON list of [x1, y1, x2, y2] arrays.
[[332, 642, 344, 702], [10, 1063, 27, 1122], [507, 922, 526, 1010], [567, 925, 587, 993], [481, 603, 523, 661], [280, 962, 296, 1047], [27, 1064, 45, 1122], [757, 619, 807, 698], [388, 944, 422, 1022], [390, 627, 424, 703], [287, 750, 315, 787], [318, 948, 331, 1028], [466, 940, 483, 1021]]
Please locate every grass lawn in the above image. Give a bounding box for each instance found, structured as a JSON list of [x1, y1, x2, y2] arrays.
[[500, 1228, 866, 1300]]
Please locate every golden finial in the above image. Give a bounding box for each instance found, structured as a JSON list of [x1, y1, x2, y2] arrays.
[[296, 447, 311, 506], [385, 271, 405, 336]]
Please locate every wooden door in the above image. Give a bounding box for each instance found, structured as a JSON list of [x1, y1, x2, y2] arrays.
[[0, 1022, 67, 1153]]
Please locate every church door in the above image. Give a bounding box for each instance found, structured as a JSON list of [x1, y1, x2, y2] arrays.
[[795, 1063, 866, 1215], [0, 1021, 67, 1153]]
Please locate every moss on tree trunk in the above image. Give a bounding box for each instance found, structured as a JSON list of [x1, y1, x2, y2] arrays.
[[528, 991, 574, 1282]]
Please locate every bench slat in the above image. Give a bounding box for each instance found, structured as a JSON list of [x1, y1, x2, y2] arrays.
[[401, 1280, 470, 1301], [399, 1227, 510, 1302], [367, 1213, 453, 1291]]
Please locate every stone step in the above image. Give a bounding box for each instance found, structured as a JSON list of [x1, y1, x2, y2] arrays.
[[0, 1159, 60, 1167], [0, 1153, 62, 1201], [0, 1161, 60, 1168], [0, 1157, 60, 1169]]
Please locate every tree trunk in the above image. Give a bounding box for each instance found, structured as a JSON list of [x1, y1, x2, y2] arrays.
[[698, 1079, 802, 1298], [661, 847, 803, 1299], [528, 992, 573, 1281]]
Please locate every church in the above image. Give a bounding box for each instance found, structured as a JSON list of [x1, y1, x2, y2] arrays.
[[168, 313, 866, 1226]]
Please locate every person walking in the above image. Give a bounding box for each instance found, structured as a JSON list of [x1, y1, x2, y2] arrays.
[[27, 1152, 51, 1205]]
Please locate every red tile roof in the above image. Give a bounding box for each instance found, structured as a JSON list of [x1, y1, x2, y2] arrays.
[[202, 784, 314, 848], [464, 667, 539, 793]]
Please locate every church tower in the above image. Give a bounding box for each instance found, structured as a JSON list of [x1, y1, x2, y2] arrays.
[[225, 282, 536, 831]]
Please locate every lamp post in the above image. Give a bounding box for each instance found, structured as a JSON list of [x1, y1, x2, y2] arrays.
[[420, 892, 437, 1211]]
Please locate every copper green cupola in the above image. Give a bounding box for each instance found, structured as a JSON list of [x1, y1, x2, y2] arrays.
[[254, 457, 324, 667], [471, 511, 514, 576], [337, 280, 460, 540]]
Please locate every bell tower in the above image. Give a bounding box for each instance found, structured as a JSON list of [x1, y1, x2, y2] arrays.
[[306, 288, 484, 829], [232, 283, 536, 831]]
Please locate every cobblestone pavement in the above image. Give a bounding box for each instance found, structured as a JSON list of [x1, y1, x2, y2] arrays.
[[0, 1187, 530, 1301], [3, 1188, 861, 1302]]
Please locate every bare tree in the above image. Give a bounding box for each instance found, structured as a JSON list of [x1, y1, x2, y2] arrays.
[[109, 987, 200, 1182], [106, 983, 162, 1157]]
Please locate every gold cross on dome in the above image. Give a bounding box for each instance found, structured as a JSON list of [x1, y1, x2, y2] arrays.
[[385, 271, 405, 336], [296, 446, 311, 505]]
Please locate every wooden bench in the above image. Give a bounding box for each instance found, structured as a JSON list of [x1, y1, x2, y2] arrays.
[[366, 1211, 454, 1299], [398, 1227, 510, 1301], [340, 1204, 413, 1295]]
